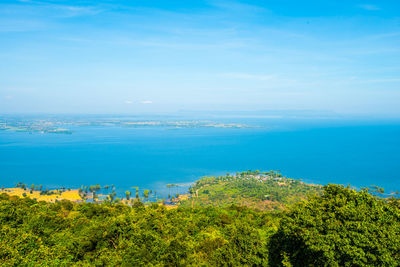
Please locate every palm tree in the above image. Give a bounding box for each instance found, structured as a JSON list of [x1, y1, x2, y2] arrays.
[[108, 192, 116, 202], [167, 184, 174, 197], [103, 185, 109, 193], [174, 184, 179, 196], [143, 189, 149, 200], [126, 191, 131, 200], [94, 184, 101, 192]]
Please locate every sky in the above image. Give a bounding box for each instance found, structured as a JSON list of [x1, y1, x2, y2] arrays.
[[0, 0, 399, 115]]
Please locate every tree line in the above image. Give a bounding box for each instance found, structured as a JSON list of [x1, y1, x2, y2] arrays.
[[1, 184, 399, 266]]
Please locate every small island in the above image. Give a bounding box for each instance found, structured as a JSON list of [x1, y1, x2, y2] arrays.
[[0, 116, 253, 134], [179, 170, 322, 210]]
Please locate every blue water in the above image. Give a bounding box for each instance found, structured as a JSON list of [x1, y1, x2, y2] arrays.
[[1, 118, 400, 195]]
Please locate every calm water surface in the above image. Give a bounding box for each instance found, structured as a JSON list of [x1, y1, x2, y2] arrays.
[[1, 119, 399, 195]]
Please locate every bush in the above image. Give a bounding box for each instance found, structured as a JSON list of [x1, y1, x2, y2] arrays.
[[269, 184, 400, 266]]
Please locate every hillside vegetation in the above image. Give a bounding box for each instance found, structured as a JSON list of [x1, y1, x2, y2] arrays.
[[179, 170, 322, 210], [1, 182, 400, 266]]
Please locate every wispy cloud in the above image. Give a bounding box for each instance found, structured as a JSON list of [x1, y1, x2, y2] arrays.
[[2, 1, 103, 18], [208, 0, 268, 13], [219, 72, 274, 81], [367, 31, 400, 40], [359, 78, 400, 84], [140, 100, 153, 104], [51, 5, 103, 18], [124, 100, 132, 104], [0, 1, 104, 32], [358, 4, 380, 11]]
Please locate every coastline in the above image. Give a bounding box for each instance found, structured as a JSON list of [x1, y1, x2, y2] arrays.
[[0, 187, 83, 203]]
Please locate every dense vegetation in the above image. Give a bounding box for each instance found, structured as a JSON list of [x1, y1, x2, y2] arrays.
[[1, 182, 400, 266], [180, 171, 322, 210], [0, 194, 279, 266], [269, 185, 400, 266]]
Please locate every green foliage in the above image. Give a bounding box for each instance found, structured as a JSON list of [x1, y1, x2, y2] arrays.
[[143, 189, 149, 199], [125, 190, 131, 200], [0, 193, 278, 266], [0, 183, 399, 266], [269, 184, 400, 266], [181, 171, 322, 210]]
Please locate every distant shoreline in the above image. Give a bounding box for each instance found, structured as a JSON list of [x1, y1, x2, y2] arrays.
[[0, 119, 253, 135]]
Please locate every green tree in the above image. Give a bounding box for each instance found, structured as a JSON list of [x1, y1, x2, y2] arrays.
[[94, 184, 101, 192], [269, 184, 400, 266], [167, 184, 174, 196], [126, 191, 131, 200], [143, 190, 149, 200]]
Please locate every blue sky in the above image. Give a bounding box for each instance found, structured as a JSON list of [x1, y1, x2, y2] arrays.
[[0, 0, 399, 115]]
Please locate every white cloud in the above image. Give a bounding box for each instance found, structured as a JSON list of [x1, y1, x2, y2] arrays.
[[208, 0, 268, 13], [5, 95, 13, 100], [358, 78, 400, 83], [219, 72, 274, 81], [124, 100, 132, 104], [140, 100, 153, 104], [55, 5, 102, 17], [359, 4, 380, 11]]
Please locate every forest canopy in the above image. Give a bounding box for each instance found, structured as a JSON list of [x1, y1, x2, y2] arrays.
[[1, 182, 400, 266]]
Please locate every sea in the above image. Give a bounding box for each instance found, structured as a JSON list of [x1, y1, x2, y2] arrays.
[[1, 115, 400, 197]]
